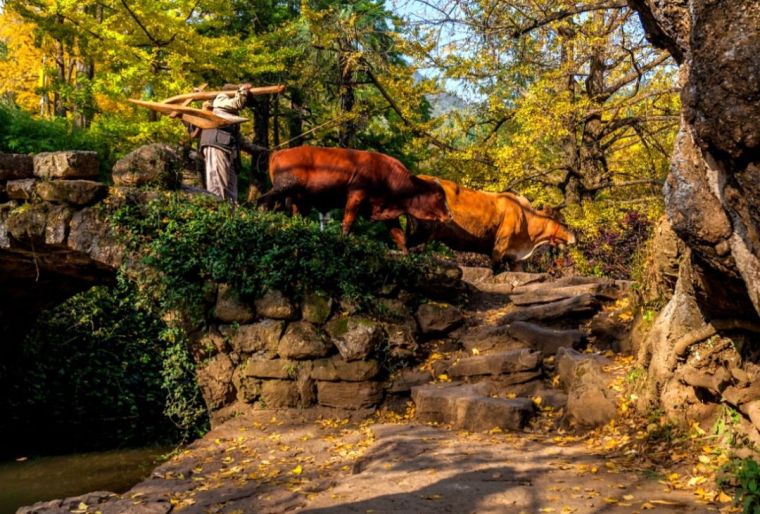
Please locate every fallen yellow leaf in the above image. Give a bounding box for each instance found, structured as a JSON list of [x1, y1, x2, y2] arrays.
[[291, 464, 303, 475]]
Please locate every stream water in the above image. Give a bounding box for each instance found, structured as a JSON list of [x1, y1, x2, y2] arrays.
[[0, 446, 170, 514]]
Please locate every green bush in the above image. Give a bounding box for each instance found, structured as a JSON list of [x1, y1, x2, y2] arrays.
[[0, 101, 184, 178], [0, 278, 208, 457], [723, 458, 760, 514], [109, 192, 435, 321]]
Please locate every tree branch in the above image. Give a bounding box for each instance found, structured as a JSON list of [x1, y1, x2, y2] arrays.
[[508, 2, 627, 38], [120, 0, 176, 48], [603, 51, 671, 95]]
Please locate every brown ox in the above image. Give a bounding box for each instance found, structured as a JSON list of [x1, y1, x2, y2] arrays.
[[257, 146, 450, 252], [407, 176, 576, 269]]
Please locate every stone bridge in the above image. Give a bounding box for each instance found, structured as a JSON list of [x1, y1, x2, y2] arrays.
[[0, 145, 203, 338], [0, 151, 124, 338]]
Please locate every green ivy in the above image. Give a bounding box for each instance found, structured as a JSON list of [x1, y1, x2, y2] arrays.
[[109, 192, 435, 322]]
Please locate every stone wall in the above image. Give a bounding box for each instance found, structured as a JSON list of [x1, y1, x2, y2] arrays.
[[190, 282, 464, 424]]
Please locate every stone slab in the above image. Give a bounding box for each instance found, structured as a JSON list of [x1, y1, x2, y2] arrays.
[[34, 151, 99, 179], [448, 349, 542, 378]]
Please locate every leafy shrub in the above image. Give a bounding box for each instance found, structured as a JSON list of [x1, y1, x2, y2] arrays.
[[524, 209, 654, 279], [0, 101, 184, 178], [109, 192, 435, 321], [574, 210, 653, 279], [0, 278, 207, 457], [722, 458, 760, 514]]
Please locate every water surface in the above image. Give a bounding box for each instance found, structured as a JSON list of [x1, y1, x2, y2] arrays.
[[0, 446, 169, 514]]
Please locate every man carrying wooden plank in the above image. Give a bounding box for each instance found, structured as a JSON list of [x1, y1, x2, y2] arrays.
[[199, 83, 259, 202]]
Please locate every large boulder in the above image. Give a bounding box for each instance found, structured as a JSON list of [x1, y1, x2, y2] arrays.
[[415, 302, 464, 335], [230, 319, 284, 357], [214, 284, 255, 323], [36, 179, 108, 206], [629, 0, 760, 318], [278, 321, 331, 360], [111, 144, 181, 188], [325, 316, 384, 361], [254, 289, 298, 320], [556, 348, 616, 427], [0, 153, 33, 181], [34, 151, 99, 179]]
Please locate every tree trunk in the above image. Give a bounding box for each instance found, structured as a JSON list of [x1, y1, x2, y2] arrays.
[[578, 31, 609, 199], [628, 0, 760, 431], [288, 88, 305, 148], [251, 95, 270, 184], [557, 26, 582, 205], [338, 48, 356, 148], [54, 37, 66, 118]]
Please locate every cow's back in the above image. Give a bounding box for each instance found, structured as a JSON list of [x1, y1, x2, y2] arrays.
[[416, 176, 505, 248], [269, 146, 410, 192]]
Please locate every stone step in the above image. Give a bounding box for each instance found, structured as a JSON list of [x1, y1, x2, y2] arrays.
[[506, 321, 583, 355], [459, 266, 494, 284], [499, 293, 600, 325], [509, 282, 621, 306], [448, 349, 542, 378], [461, 325, 529, 354], [412, 383, 535, 431], [492, 271, 549, 288]]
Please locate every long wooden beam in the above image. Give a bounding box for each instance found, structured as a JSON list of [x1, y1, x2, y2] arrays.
[[162, 84, 286, 104], [128, 99, 248, 128]]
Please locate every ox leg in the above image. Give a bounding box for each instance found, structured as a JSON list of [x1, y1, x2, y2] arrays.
[[342, 190, 367, 235], [385, 219, 408, 254], [319, 212, 330, 232], [492, 238, 511, 272]]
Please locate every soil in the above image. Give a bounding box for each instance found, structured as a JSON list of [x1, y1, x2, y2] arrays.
[[98, 411, 716, 514]]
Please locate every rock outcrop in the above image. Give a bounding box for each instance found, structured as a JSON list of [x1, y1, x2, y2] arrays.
[[628, 0, 760, 428]]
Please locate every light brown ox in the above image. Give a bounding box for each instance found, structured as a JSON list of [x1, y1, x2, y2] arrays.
[[406, 176, 576, 269], [257, 146, 450, 252]]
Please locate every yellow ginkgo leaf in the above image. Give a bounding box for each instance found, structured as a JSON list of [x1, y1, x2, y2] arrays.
[[291, 464, 303, 475]]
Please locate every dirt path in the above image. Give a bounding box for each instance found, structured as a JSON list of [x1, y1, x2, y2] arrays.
[[19, 270, 737, 514], [21, 410, 725, 514]]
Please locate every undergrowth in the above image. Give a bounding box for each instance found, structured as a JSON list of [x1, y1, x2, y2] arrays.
[[109, 192, 436, 322], [0, 278, 207, 457]]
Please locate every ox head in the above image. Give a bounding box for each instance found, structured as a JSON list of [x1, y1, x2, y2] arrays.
[[545, 218, 576, 250], [534, 204, 576, 249], [405, 176, 451, 223]]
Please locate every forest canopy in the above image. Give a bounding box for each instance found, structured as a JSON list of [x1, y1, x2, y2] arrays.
[[0, 0, 679, 274]]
